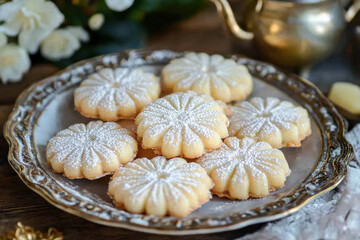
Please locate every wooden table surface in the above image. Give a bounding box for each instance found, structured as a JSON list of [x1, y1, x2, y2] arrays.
[[1, 3, 359, 239]]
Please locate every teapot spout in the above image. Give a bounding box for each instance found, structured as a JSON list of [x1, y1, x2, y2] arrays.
[[210, 0, 254, 40]]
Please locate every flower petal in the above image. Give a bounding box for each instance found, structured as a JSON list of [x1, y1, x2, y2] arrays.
[[105, 0, 134, 12]]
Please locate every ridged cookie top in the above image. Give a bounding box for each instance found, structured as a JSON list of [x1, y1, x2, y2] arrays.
[[74, 68, 160, 121], [197, 137, 290, 199], [108, 156, 213, 217], [135, 91, 228, 158], [46, 121, 138, 179], [162, 52, 252, 102], [229, 97, 311, 148]]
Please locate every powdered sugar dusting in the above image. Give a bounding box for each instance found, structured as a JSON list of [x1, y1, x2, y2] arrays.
[[108, 156, 212, 216], [162, 52, 252, 102], [74, 68, 160, 119], [46, 121, 137, 179], [229, 97, 309, 139], [197, 137, 290, 198], [136, 91, 228, 157]]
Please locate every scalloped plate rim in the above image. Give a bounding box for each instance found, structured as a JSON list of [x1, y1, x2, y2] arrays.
[[4, 49, 354, 235]]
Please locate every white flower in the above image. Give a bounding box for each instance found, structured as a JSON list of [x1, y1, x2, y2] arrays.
[[105, 0, 134, 12], [66, 26, 89, 42], [0, 33, 7, 47], [88, 13, 105, 31], [0, 44, 30, 84], [0, 0, 64, 53], [40, 26, 89, 61]]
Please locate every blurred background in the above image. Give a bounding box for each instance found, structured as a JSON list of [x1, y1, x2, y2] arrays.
[[0, 0, 359, 103]]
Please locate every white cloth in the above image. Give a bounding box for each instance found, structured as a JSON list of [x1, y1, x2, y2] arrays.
[[238, 124, 360, 240]]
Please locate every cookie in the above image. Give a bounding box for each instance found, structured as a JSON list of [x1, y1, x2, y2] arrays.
[[162, 52, 252, 102], [197, 137, 290, 199], [135, 91, 229, 159], [74, 68, 160, 121], [108, 156, 213, 217], [328, 82, 360, 114], [46, 121, 138, 179], [228, 97, 311, 148]]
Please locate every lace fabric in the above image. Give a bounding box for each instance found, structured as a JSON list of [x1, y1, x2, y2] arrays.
[[238, 124, 360, 240]]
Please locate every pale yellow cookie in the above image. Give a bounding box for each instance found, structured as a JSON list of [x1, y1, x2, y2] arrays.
[[228, 97, 311, 148], [162, 52, 252, 102], [74, 68, 160, 121], [135, 91, 229, 159], [46, 121, 138, 179], [108, 156, 213, 217], [197, 137, 290, 199], [328, 82, 360, 114]]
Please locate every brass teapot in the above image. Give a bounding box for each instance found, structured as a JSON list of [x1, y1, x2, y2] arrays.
[[211, 0, 360, 68]]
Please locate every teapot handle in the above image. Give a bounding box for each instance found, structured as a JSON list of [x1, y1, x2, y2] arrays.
[[210, 0, 263, 40], [345, 0, 360, 22]]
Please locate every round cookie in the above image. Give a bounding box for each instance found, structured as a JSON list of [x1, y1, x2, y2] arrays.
[[74, 68, 160, 121], [46, 121, 138, 179], [197, 137, 290, 199], [108, 156, 213, 217], [162, 52, 252, 102], [228, 97, 311, 148], [135, 91, 229, 159]]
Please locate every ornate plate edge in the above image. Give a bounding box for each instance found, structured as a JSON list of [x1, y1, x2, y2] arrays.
[[4, 49, 354, 235]]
